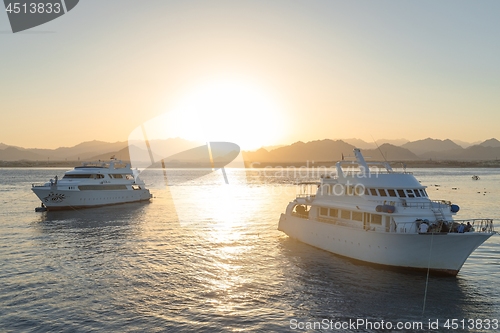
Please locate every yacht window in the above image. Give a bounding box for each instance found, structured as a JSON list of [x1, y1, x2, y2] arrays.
[[387, 189, 397, 197], [422, 189, 428, 197], [125, 174, 134, 180], [78, 185, 128, 190], [329, 208, 338, 217], [132, 185, 142, 190], [320, 207, 328, 216], [369, 188, 378, 196], [397, 189, 406, 197], [352, 211, 362, 221], [371, 214, 382, 225], [341, 210, 351, 220], [364, 188, 370, 196], [406, 189, 415, 198], [414, 189, 421, 197], [63, 174, 93, 179], [378, 189, 388, 197], [112, 174, 123, 179]]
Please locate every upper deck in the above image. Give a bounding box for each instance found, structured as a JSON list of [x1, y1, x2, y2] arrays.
[[294, 148, 444, 219], [68, 160, 133, 174], [32, 159, 145, 188], [326, 148, 423, 188]]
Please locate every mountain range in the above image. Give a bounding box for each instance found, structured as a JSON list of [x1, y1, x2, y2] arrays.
[[243, 138, 500, 164], [1, 137, 500, 164]]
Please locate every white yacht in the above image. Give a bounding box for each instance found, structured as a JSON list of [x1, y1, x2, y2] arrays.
[[278, 148, 496, 275], [32, 160, 152, 210]]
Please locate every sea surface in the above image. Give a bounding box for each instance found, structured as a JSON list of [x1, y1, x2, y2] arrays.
[[0, 167, 499, 332]]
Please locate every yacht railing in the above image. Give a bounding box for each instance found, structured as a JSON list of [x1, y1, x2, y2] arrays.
[[369, 199, 451, 210], [395, 219, 495, 234], [32, 183, 50, 188], [341, 170, 413, 177], [457, 219, 496, 233], [296, 194, 316, 199]]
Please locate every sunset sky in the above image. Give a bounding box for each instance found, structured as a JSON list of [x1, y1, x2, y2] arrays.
[[1, 1, 499, 150]]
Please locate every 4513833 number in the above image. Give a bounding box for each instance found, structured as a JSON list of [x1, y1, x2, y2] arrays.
[[444, 319, 499, 330], [5, 2, 62, 14]]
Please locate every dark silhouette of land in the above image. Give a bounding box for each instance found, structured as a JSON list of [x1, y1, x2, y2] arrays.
[[1, 137, 500, 168]]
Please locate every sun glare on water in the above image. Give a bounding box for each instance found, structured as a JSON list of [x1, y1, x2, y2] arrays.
[[173, 79, 285, 150]]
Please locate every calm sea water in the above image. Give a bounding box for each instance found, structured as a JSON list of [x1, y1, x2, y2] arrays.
[[0, 167, 499, 332]]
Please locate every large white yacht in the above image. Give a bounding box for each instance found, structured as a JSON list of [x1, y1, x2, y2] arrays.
[[32, 160, 152, 210], [278, 148, 496, 275]]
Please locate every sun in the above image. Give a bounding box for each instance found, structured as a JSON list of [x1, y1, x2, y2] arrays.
[[173, 79, 285, 150]]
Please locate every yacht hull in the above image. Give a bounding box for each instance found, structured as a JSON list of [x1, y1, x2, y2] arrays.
[[278, 214, 493, 276], [32, 187, 152, 211]]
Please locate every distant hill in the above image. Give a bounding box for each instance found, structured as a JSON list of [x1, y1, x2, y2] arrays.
[[375, 138, 410, 147], [0, 146, 46, 161], [261, 144, 285, 151], [243, 148, 270, 162], [243, 139, 355, 164], [457, 145, 500, 160], [342, 138, 375, 150], [341, 138, 409, 150], [452, 139, 478, 148], [89, 146, 133, 162], [479, 138, 500, 148], [243, 140, 418, 164], [462, 145, 500, 160], [419, 145, 500, 161], [362, 144, 420, 161], [43, 140, 128, 160], [0, 138, 200, 163], [0, 140, 129, 161], [402, 138, 463, 155]]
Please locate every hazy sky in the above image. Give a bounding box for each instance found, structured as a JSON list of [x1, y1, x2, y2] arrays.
[[1, 0, 499, 149]]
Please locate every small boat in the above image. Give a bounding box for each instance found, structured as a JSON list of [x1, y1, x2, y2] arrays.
[[278, 148, 496, 276], [32, 159, 152, 211]]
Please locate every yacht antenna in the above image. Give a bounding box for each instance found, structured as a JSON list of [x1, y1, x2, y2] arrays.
[[371, 135, 389, 163]]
